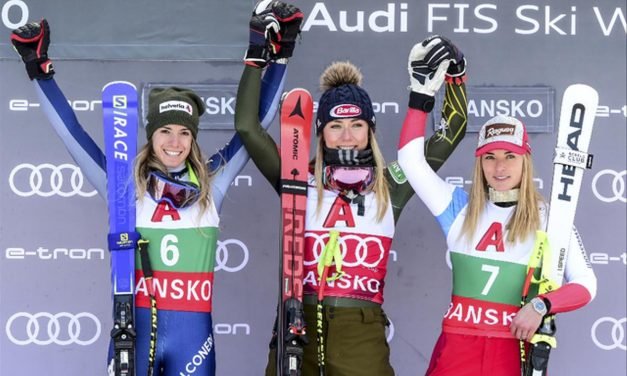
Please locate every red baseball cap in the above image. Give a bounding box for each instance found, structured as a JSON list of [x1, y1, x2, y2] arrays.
[[475, 115, 531, 156]]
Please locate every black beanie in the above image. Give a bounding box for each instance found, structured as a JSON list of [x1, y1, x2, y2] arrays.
[[146, 87, 205, 139]]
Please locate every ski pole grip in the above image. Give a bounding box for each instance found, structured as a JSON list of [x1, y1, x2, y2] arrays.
[[137, 239, 153, 278]]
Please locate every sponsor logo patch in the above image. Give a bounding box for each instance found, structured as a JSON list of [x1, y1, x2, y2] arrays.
[[159, 100, 193, 115], [485, 124, 516, 139], [330, 104, 362, 118]]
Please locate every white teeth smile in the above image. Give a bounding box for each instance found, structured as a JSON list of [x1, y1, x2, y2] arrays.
[[165, 150, 181, 156], [339, 146, 355, 150]]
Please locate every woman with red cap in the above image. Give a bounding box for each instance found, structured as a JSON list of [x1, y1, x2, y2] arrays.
[[236, 34, 468, 375], [397, 43, 598, 374]]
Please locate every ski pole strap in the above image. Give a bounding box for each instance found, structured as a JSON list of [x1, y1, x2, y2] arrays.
[[317, 230, 344, 282], [107, 231, 141, 251], [553, 147, 593, 170]]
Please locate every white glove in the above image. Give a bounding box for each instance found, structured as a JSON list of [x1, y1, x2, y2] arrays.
[[408, 36, 451, 97]]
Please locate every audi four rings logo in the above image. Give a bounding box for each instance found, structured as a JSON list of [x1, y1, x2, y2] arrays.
[[592, 169, 626, 203], [214, 239, 249, 272], [9, 163, 98, 198], [305, 233, 385, 268], [591, 317, 626, 351], [5, 312, 101, 346]]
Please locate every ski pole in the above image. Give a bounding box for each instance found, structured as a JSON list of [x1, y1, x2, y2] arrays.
[[519, 231, 546, 376], [316, 230, 343, 376], [137, 239, 157, 376]]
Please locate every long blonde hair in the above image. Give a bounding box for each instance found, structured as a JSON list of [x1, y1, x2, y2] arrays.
[[134, 139, 213, 215], [461, 153, 543, 243], [313, 128, 390, 222]]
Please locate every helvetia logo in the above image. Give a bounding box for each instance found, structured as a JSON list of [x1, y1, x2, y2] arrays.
[[159, 101, 193, 115]]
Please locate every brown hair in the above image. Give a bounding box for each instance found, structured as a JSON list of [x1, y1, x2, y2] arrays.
[[134, 139, 213, 216]]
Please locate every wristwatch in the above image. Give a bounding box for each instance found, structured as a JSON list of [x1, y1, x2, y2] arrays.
[[530, 297, 548, 316]]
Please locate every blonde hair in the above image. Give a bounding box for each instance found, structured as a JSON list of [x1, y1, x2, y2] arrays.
[[134, 139, 213, 215], [461, 153, 543, 244], [313, 128, 390, 222]]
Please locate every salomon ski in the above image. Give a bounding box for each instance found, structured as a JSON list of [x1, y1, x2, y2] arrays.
[[524, 84, 599, 376], [103, 81, 140, 376], [277, 88, 313, 376]]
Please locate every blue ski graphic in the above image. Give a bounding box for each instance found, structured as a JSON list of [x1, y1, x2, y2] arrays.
[[103, 81, 139, 376]]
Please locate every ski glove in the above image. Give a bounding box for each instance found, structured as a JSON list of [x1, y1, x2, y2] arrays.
[[245, 0, 280, 68], [269, 1, 303, 60], [436, 36, 466, 84], [407, 36, 450, 112], [11, 19, 54, 80]]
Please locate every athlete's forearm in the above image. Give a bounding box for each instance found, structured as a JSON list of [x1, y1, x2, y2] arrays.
[[540, 283, 592, 314], [398, 108, 454, 217], [35, 79, 107, 198], [425, 82, 468, 172], [211, 64, 287, 210], [234, 65, 281, 193]]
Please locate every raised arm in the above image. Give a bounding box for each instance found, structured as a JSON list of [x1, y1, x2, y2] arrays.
[[210, 62, 287, 211], [397, 36, 468, 217], [12, 19, 107, 198], [234, 1, 304, 194]]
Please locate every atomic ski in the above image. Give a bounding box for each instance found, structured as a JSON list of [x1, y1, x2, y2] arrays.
[[524, 84, 599, 376], [277, 88, 313, 376], [103, 81, 140, 376]]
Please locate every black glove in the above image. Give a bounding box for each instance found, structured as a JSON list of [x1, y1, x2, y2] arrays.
[[433, 36, 466, 84], [245, 0, 280, 68], [270, 1, 303, 60], [408, 37, 451, 112], [11, 19, 54, 80]]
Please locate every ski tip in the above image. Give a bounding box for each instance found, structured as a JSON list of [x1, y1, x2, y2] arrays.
[[283, 87, 312, 98], [564, 84, 599, 102], [102, 80, 137, 92]]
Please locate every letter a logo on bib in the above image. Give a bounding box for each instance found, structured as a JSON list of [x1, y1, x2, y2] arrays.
[[151, 201, 181, 222], [476, 222, 505, 252], [323, 196, 355, 228]]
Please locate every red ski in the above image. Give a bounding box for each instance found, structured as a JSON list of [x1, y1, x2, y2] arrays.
[[277, 88, 312, 376]]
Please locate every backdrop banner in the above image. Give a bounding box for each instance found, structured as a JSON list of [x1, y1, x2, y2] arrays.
[[1, 1, 625, 375]]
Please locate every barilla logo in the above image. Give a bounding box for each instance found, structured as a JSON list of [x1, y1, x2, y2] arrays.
[[485, 124, 516, 139], [159, 100, 193, 116], [330, 104, 362, 118]]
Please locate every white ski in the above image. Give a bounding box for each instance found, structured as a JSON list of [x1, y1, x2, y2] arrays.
[[545, 84, 599, 287]]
